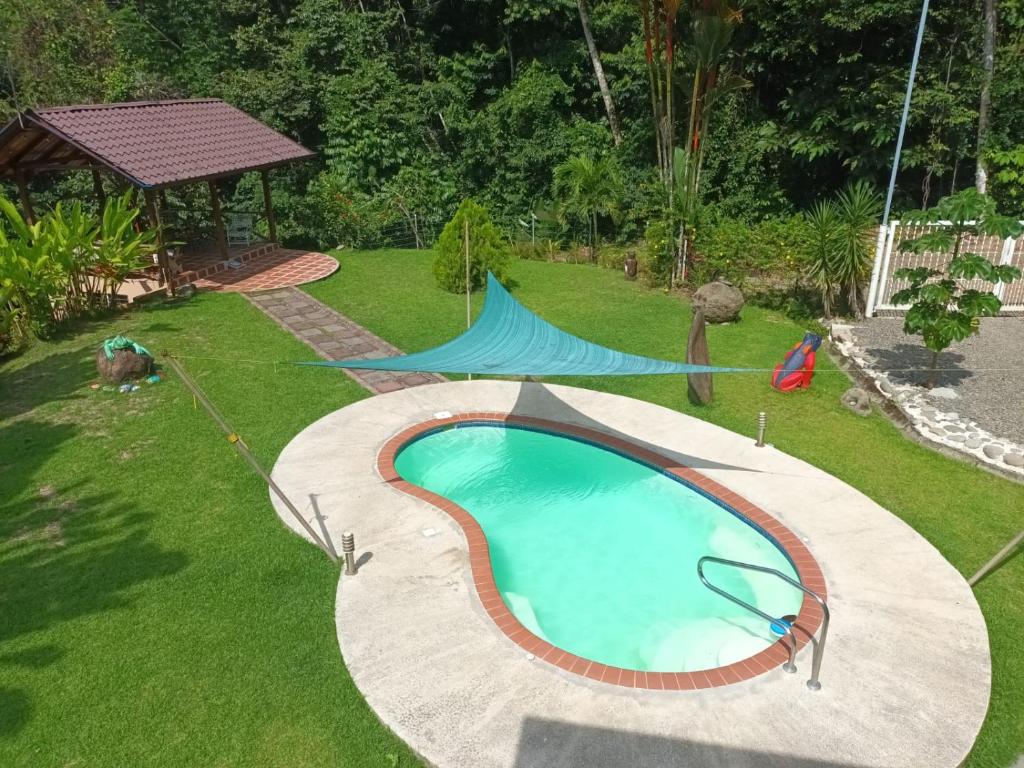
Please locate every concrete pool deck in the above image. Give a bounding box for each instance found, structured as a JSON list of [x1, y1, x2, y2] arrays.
[[269, 380, 990, 768]]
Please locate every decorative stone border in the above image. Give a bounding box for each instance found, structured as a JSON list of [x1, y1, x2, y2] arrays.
[[831, 325, 1024, 478], [376, 411, 827, 690]]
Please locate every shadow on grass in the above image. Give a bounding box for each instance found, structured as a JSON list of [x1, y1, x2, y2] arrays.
[[0, 484, 188, 644], [0, 419, 187, 735], [0, 688, 31, 737], [0, 345, 99, 421]]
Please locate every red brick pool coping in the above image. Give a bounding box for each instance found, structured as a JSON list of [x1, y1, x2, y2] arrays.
[[377, 412, 828, 691]]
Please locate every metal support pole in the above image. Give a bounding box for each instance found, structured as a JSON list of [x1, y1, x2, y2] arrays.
[[882, 0, 930, 227], [342, 532, 358, 576], [163, 354, 338, 563], [969, 530, 1023, 587], [755, 412, 767, 447], [464, 218, 473, 381]]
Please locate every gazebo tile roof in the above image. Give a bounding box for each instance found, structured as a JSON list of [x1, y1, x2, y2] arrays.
[[0, 99, 314, 187]]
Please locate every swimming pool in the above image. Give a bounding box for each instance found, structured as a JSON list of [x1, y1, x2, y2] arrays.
[[392, 419, 814, 677]]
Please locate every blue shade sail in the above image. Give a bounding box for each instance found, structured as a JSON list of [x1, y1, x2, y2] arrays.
[[301, 273, 752, 376]]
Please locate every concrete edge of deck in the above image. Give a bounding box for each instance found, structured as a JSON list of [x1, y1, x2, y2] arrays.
[[269, 380, 990, 768]]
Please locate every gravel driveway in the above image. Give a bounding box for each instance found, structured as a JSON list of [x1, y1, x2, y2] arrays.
[[850, 317, 1024, 445]]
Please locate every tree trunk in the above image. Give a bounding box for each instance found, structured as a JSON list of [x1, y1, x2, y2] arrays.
[[927, 349, 940, 389], [577, 0, 622, 146], [976, 0, 997, 193]]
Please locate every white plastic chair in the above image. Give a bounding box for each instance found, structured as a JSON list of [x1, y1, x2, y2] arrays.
[[226, 214, 255, 246]]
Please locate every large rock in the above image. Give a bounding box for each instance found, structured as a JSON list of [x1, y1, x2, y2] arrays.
[[692, 280, 744, 323], [841, 387, 872, 417], [96, 347, 153, 383], [686, 308, 713, 406]]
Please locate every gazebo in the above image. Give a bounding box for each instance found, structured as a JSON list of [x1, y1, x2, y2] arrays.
[[0, 99, 316, 297]]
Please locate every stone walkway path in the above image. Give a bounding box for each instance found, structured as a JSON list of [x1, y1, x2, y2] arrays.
[[246, 287, 446, 394]]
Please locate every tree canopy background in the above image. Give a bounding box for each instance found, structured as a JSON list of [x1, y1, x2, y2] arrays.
[[2, 0, 1022, 248]]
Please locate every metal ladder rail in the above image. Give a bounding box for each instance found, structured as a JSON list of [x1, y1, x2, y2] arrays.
[[697, 555, 830, 691]]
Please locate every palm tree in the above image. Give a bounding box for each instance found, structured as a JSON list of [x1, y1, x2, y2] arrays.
[[552, 155, 624, 260]]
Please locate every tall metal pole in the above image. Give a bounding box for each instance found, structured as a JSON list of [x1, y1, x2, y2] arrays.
[[464, 219, 473, 381], [882, 0, 930, 227], [464, 219, 471, 328]]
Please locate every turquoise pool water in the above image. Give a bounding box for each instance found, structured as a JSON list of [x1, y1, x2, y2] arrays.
[[394, 424, 803, 672]]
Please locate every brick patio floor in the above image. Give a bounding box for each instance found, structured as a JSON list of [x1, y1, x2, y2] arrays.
[[247, 287, 446, 394], [194, 248, 339, 292]]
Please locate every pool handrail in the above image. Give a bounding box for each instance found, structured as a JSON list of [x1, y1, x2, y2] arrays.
[[696, 555, 830, 691]]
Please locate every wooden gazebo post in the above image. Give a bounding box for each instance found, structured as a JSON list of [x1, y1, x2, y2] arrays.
[[208, 180, 229, 260], [92, 170, 107, 212], [15, 170, 35, 224], [260, 170, 278, 243], [143, 189, 175, 297]]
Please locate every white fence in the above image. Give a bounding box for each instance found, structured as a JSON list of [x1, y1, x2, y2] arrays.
[[865, 221, 1024, 317]]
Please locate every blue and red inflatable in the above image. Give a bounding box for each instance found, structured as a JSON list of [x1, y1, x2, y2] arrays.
[[771, 332, 822, 392]]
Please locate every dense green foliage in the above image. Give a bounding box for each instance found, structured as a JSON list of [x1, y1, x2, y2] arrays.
[[3, 0, 1023, 254], [893, 188, 1023, 386], [0, 193, 156, 351], [689, 213, 805, 288], [433, 199, 510, 292]]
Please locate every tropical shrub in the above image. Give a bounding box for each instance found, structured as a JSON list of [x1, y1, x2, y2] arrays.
[[892, 188, 1022, 388], [802, 200, 843, 318], [800, 181, 881, 318], [642, 216, 676, 285], [433, 199, 510, 293], [690, 214, 806, 288], [0, 191, 155, 349]]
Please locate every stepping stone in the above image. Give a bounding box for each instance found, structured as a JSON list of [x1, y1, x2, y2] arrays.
[[983, 444, 1004, 459], [1004, 453, 1024, 468]]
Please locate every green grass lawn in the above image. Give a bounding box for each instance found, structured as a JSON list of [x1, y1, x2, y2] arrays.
[[0, 294, 419, 767], [2, 250, 1021, 767], [308, 249, 1024, 768]]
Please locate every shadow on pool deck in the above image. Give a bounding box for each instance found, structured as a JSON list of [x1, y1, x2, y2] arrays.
[[514, 716, 871, 768], [509, 382, 764, 475]]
